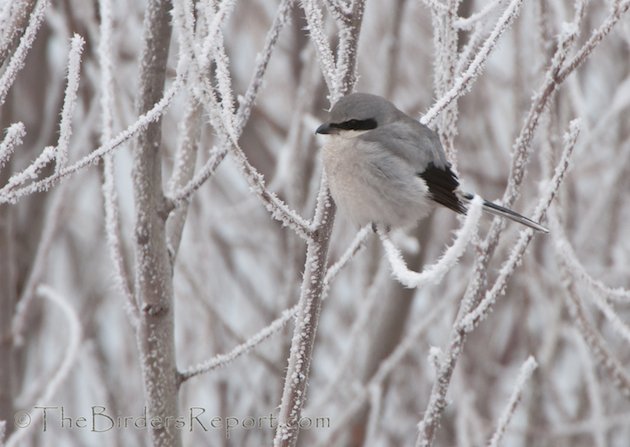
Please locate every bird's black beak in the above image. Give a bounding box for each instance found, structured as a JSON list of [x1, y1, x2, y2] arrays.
[[316, 122, 334, 135]]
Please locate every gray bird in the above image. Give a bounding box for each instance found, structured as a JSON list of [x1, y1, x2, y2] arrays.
[[316, 93, 548, 232]]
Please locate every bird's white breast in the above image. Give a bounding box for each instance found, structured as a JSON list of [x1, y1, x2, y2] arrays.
[[322, 136, 433, 228]]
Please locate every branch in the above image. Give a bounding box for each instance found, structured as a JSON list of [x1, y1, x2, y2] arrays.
[[0, 0, 49, 106], [0, 69, 185, 204], [556, 1, 630, 85], [0, 0, 38, 67], [416, 119, 579, 447], [179, 220, 366, 384], [6, 285, 81, 447], [323, 225, 371, 288], [301, 0, 338, 94], [460, 119, 580, 334], [560, 264, 630, 398], [487, 356, 538, 447], [0, 122, 25, 172], [377, 195, 482, 289], [179, 305, 297, 383], [165, 99, 201, 259], [314, 298, 449, 447], [421, 0, 524, 125], [226, 138, 314, 241], [169, 0, 295, 206], [454, 0, 507, 30], [131, 1, 180, 446], [55, 34, 85, 173], [97, 0, 137, 324]]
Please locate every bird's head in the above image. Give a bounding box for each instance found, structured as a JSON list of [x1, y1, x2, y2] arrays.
[[315, 93, 403, 136]]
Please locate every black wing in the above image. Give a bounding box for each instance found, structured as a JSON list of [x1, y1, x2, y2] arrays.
[[418, 163, 466, 214]]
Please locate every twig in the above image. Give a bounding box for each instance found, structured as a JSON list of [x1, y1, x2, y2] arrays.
[[455, 0, 507, 30], [0, 122, 25, 172], [314, 298, 449, 447], [97, 0, 137, 324], [323, 225, 371, 288], [0, 0, 49, 106], [559, 263, 630, 397], [460, 119, 580, 334], [487, 356, 538, 447], [570, 327, 606, 447], [377, 195, 482, 289], [421, 0, 524, 126], [0, 69, 185, 204], [0, 0, 38, 67], [416, 119, 578, 447], [169, 0, 295, 206], [301, 0, 338, 94], [55, 34, 85, 173], [6, 285, 81, 447], [179, 305, 297, 382]]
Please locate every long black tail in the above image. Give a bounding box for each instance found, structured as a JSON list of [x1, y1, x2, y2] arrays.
[[460, 192, 549, 233]]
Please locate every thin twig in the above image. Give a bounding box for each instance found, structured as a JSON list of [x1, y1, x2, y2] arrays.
[[6, 285, 81, 447], [97, 0, 137, 324], [487, 356, 538, 447], [377, 196, 482, 289]]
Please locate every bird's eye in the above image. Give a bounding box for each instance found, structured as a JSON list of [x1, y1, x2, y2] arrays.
[[333, 118, 377, 131]]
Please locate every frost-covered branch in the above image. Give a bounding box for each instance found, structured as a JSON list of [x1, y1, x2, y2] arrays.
[[274, 4, 366, 443], [556, 1, 630, 84], [165, 100, 201, 259], [377, 195, 482, 289], [315, 299, 449, 447], [55, 34, 84, 173], [11, 172, 69, 343], [554, 230, 630, 303], [0, 0, 37, 67], [560, 264, 630, 398], [170, 3, 311, 240], [179, 305, 297, 383], [430, 0, 460, 162], [131, 1, 180, 446], [421, 0, 524, 126], [487, 356, 538, 447], [0, 0, 49, 106], [460, 119, 579, 333], [179, 221, 367, 384], [0, 122, 25, 171], [301, 0, 337, 93], [169, 0, 295, 206], [1, 146, 55, 194], [0, 71, 185, 204], [324, 225, 371, 288], [502, 1, 628, 215], [454, 0, 507, 30], [98, 0, 136, 324], [416, 120, 578, 447], [6, 285, 81, 447]]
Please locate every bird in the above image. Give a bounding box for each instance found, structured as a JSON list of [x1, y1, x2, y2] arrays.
[[316, 93, 548, 233]]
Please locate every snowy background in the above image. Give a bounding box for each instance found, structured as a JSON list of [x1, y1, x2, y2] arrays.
[[1, 0, 630, 446]]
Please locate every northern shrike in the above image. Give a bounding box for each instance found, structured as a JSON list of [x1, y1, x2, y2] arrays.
[[316, 93, 548, 232]]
